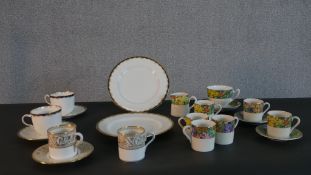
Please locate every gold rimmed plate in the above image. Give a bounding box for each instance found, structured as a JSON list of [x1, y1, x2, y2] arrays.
[[18, 126, 47, 141], [108, 56, 169, 112], [255, 125, 303, 141], [32, 141, 94, 164], [63, 105, 87, 119], [96, 113, 174, 137]]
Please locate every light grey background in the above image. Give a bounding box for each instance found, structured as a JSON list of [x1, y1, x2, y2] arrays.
[[1, 0, 310, 104]]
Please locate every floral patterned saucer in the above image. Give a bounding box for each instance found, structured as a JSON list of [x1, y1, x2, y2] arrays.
[[32, 141, 94, 164], [255, 125, 303, 141], [234, 111, 267, 124]]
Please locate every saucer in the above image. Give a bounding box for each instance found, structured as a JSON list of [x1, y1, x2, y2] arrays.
[[63, 105, 87, 119], [255, 125, 303, 141], [17, 126, 47, 141], [234, 111, 267, 124], [220, 100, 241, 112], [32, 141, 94, 164]]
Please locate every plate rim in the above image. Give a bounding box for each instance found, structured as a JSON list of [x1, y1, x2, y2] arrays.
[[96, 112, 174, 137], [108, 56, 169, 112], [255, 124, 303, 141]]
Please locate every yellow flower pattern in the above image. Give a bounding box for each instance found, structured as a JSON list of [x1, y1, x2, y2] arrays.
[[267, 115, 291, 128], [170, 95, 189, 105]]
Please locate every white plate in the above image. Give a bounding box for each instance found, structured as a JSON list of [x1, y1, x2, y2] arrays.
[[108, 57, 169, 112], [63, 105, 87, 119], [96, 113, 174, 137]]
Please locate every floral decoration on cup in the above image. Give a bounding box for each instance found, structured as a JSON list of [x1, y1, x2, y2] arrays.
[[193, 104, 214, 114], [192, 126, 216, 139], [171, 95, 190, 105], [267, 115, 291, 128], [207, 89, 233, 99], [214, 120, 236, 133]]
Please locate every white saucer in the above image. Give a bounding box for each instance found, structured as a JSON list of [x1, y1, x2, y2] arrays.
[[96, 113, 174, 137], [255, 125, 303, 141], [17, 126, 47, 141], [234, 111, 267, 124], [63, 105, 87, 119], [32, 141, 94, 164]]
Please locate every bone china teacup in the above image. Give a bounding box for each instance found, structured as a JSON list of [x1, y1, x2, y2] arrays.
[[183, 119, 216, 152], [21, 106, 62, 136], [191, 100, 222, 115], [118, 126, 155, 162], [243, 98, 270, 122], [170, 92, 197, 117], [207, 85, 240, 107], [267, 110, 301, 139], [211, 115, 239, 145], [45, 91, 75, 116], [178, 113, 209, 128], [47, 122, 83, 160]]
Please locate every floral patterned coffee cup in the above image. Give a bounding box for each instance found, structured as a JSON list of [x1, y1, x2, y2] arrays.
[[182, 119, 216, 152], [191, 100, 222, 116], [267, 110, 301, 139], [243, 98, 270, 122], [178, 113, 209, 128], [211, 115, 239, 145], [207, 85, 240, 107], [170, 92, 197, 117]]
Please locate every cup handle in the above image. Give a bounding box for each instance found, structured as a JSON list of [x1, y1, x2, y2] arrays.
[[21, 114, 32, 127], [44, 94, 51, 105], [214, 104, 222, 115], [75, 132, 84, 146], [182, 125, 192, 143], [189, 96, 197, 110], [145, 132, 156, 148], [290, 116, 301, 133], [178, 117, 186, 128], [263, 102, 271, 114], [233, 89, 240, 99], [233, 116, 239, 128]]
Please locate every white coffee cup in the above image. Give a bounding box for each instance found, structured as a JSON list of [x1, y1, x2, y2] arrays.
[[47, 122, 83, 160], [267, 110, 301, 139], [183, 119, 216, 152], [21, 106, 62, 137], [211, 115, 239, 145], [45, 91, 75, 116], [170, 92, 197, 117], [118, 126, 155, 162], [243, 98, 270, 122], [207, 85, 240, 107]]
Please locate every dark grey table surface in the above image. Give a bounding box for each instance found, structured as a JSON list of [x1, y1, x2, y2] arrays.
[[1, 98, 310, 174]]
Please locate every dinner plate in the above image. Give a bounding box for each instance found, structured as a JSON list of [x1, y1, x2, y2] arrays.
[[255, 125, 303, 141], [96, 113, 174, 137], [108, 56, 169, 112]]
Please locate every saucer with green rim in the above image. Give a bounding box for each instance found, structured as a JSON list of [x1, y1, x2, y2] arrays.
[[255, 125, 303, 141], [234, 111, 267, 124]]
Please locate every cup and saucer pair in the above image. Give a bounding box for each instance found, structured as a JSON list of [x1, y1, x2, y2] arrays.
[[255, 125, 303, 141]]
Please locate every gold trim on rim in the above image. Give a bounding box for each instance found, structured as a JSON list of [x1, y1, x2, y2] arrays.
[[107, 56, 170, 112], [96, 112, 174, 137]]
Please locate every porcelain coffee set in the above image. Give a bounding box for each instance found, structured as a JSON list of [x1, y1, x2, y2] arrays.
[[17, 56, 303, 164]]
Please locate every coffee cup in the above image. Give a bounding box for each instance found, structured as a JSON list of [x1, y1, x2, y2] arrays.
[[45, 91, 75, 115], [178, 113, 209, 128], [170, 92, 197, 117], [21, 106, 62, 136], [267, 110, 301, 139], [211, 115, 239, 145], [183, 119, 216, 152], [47, 122, 83, 160], [207, 85, 240, 107], [118, 126, 155, 162], [243, 98, 270, 122], [191, 100, 222, 115]]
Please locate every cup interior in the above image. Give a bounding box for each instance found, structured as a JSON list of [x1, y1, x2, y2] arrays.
[[212, 115, 234, 122], [48, 122, 76, 134], [244, 98, 263, 104], [118, 126, 145, 136], [170, 92, 188, 97], [268, 110, 292, 118], [195, 100, 213, 106], [50, 91, 74, 98], [30, 106, 61, 116], [192, 119, 215, 128], [186, 113, 208, 120], [207, 85, 233, 91]]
